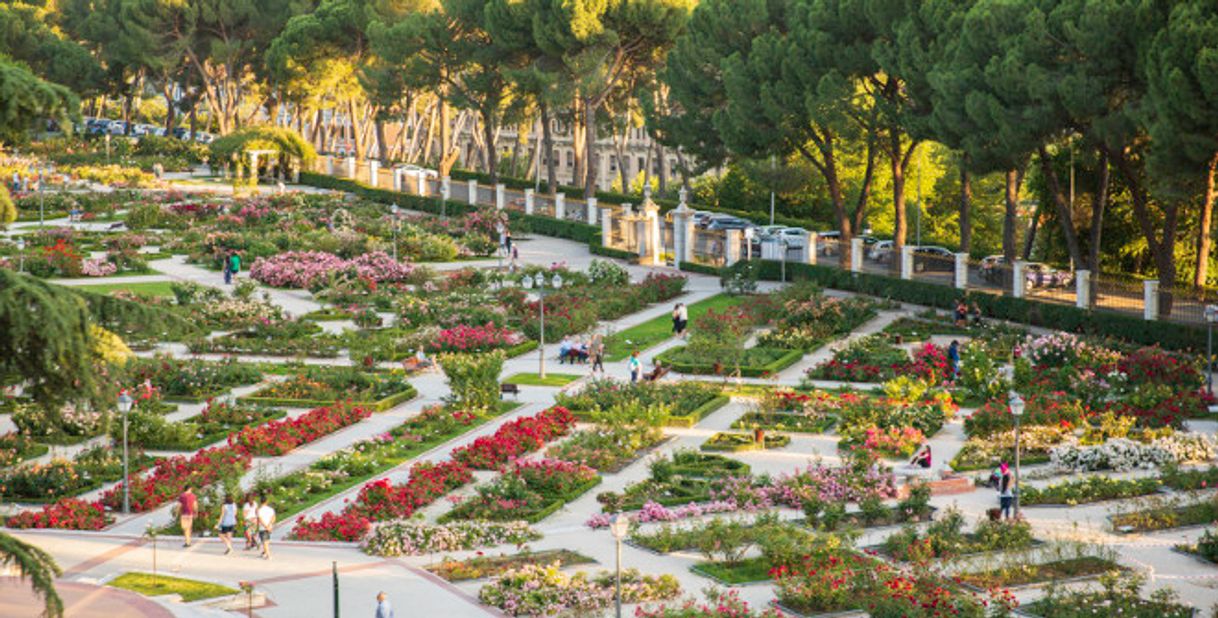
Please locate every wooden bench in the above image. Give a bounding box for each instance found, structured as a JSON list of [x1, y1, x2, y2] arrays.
[[500, 383, 520, 399], [895, 473, 975, 498]]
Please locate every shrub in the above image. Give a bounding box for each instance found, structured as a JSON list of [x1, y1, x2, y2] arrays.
[[438, 350, 505, 412]]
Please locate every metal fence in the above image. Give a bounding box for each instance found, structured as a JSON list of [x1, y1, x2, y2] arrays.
[[307, 157, 1218, 326]]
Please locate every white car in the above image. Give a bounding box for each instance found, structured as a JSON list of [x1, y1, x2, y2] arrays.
[[869, 240, 894, 262], [401, 164, 439, 179]]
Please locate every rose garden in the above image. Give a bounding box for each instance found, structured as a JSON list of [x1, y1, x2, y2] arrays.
[[3, 171, 1218, 618]]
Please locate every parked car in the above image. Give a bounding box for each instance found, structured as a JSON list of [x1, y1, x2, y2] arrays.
[[401, 164, 439, 179], [774, 227, 808, 249], [817, 231, 877, 257], [706, 215, 754, 231], [107, 121, 128, 135], [869, 240, 894, 262], [979, 255, 1006, 283], [1024, 262, 1073, 288], [912, 246, 955, 272]]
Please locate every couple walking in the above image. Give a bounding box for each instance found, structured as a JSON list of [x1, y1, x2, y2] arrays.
[[178, 487, 276, 559]]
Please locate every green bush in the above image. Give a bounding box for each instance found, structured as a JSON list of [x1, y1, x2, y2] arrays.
[[439, 350, 506, 412]]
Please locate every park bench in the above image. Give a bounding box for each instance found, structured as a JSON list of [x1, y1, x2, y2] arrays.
[[500, 383, 520, 399]]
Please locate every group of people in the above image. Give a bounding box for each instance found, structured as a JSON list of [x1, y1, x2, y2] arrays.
[[558, 335, 605, 373], [953, 299, 983, 326], [178, 486, 276, 560], [906, 445, 1019, 520], [671, 302, 689, 338], [221, 251, 242, 285]]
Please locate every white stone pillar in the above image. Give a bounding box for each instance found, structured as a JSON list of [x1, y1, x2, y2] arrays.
[[646, 210, 662, 266], [586, 197, 598, 225], [440, 176, 451, 201], [1074, 270, 1092, 309], [524, 189, 535, 215], [325, 156, 335, 176], [761, 238, 780, 260], [495, 184, 506, 210], [850, 237, 864, 273], [601, 207, 614, 248], [954, 252, 969, 289], [636, 218, 649, 260], [900, 246, 915, 280], [392, 169, 403, 192], [672, 204, 692, 270], [1012, 260, 1027, 298], [345, 156, 356, 178], [416, 173, 427, 196], [807, 232, 818, 265], [467, 179, 478, 206], [725, 229, 742, 265], [1144, 280, 1159, 320], [555, 193, 566, 220], [368, 161, 379, 187]]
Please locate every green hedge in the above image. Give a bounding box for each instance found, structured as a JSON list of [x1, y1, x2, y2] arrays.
[[665, 394, 731, 428], [679, 261, 724, 277], [656, 347, 805, 378], [504, 340, 539, 359], [590, 239, 638, 261], [240, 384, 417, 412], [753, 260, 1205, 352], [700, 432, 792, 452]]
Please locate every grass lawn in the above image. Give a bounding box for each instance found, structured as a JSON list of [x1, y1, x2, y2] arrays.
[[691, 557, 772, 584], [503, 372, 581, 387], [108, 572, 237, 602], [604, 293, 743, 361], [70, 280, 176, 298]]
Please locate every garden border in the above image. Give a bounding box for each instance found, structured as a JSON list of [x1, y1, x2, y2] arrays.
[[239, 384, 418, 412]]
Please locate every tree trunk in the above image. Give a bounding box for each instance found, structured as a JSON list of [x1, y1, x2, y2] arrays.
[[959, 159, 972, 255], [162, 84, 176, 132], [656, 142, 668, 195], [438, 99, 454, 176], [1195, 153, 1218, 289], [375, 120, 388, 161], [572, 98, 585, 191], [348, 100, 362, 161], [541, 104, 557, 194], [1022, 200, 1042, 261], [1085, 150, 1110, 306], [583, 98, 597, 197], [1003, 169, 1022, 292], [482, 112, 498, 183], [675, 149, 693, 199], [1037, 146, 1085, 270], [890, 130, 909, 275]]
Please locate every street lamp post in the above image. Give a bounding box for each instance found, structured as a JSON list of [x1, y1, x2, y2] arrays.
[[1203, 304, 1213, 397], [117, 392, 134, 515], [743, 227, 754, 261], [780, 237, 788, 283], [1009, 391, 1025, 518], [15, 238, 25, 273], [609, 514, 631, 618], [390, 203, 400, 262], [522, 272, 563, 379]]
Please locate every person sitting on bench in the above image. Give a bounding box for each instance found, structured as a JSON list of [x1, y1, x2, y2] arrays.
[[558, 336, 574, 364], [643, 360, 669, 382], [574, 339, 590, 363], [910, 443, 932, 469]]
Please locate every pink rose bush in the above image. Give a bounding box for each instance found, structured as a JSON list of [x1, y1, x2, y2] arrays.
[[428, 323, 524, 353], [249, 251, 414, 288]]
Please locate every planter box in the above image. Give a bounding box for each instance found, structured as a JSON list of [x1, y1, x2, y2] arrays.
[[656, 347, 805, 378]]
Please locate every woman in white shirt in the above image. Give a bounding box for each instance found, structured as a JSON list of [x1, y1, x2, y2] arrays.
[[242, 495, 258, 550]]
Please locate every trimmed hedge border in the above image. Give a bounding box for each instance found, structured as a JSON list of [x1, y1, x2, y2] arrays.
[[656, 347, 804, 378], [664, 394, 732, 428], [239, 384, 418, 412], [503, 340, 539, 359], [700, 432, 791, 452], [752, 260, 1205, 351]]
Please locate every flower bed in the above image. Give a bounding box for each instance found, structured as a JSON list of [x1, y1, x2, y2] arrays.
[[0, 446, 156, 503], [591, 450, 753, 515], [440, 458, 602, 523], [878, 511, 1035, 562], [756, 291, 879, 351], [957, 556, 1123, 589], [362, 520, 541, 557], [1110, 491, 1218, 533], [98, 446, 252, 513], [113, 401, 282, 451], [289, 406, 574, 541], [1049, 433, 1217, 472], [548, 428, 668, 474], [227, 404, 372, 456], [555, 379, 728, 428], [478, 563, 681, 617], [949, 426, 1069, 471], [1019, 571, 1193, 618], [428, 323, 525, 354], [249, 250, 415, 289], [839, 425, 924, 458], [451, 407, 576, 469], [426, 550, 596, 582], [807, 337, 953, 384], [186, 319, 342, 358], [241, 368, 416, 411], [0, 432, 48, 468], [701, 432, 790, 452], [1022, 476, 1162, 506], [730, 412, 833, 434], [656, 346, 805, 378], [122, 356, 263, 402], [4, 498, 110, 530]]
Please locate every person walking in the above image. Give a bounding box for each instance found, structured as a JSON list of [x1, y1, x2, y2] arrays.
[[228, 252, 241, 282], [590, 335, 605, 374], [375, 592, 395, 618], [242, 494, 259, 550], [217, 495, 237, 555], [256, 495, 276, 560], [503, 230, 512, 254], [677, 303, 689, 338], [628, 351, 642, 383], [222, 254, 233, 285], [948, 340, 961, 380], [178, 486, 197, 547], [998, 462, 1015, 519]]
